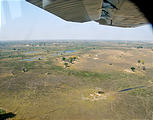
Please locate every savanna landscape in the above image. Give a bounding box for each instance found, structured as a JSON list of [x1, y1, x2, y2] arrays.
[[0, 40, 153, 120]]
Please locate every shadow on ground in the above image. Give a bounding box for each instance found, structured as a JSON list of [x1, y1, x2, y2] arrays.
[[0, 112, 16, 120]]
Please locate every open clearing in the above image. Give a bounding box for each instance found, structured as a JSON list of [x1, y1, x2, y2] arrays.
[[0, 40, 153, 120]]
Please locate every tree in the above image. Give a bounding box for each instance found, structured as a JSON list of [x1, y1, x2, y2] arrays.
[[69, 57, 73, 63], [131, 66, 135, 72], [137, 60, 141, 63], [137, 46, 143, 49], [98, 91, 104, 94], [62, 57, 66, 61], [73, 57, 77, 60], [142, 66, 146, 70], [22, 68, 28, 72], [64, 63, 68, 68]]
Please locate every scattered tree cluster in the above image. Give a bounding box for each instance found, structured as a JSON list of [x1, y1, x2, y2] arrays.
[[62, 56, 77, 68], [131, 60, 146, 72], [137, 46, 143, 49], [137, 60, 146, 71]]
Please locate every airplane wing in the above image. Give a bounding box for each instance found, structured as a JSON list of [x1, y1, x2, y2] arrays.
[[26, 0, 148, 27]]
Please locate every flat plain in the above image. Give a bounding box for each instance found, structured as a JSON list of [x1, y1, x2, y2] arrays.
[[0, 40, 153, 120]]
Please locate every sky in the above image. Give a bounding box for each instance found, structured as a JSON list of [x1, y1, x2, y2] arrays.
[[0, 0, 153, 41]]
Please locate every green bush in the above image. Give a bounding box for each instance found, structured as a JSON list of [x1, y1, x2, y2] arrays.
[[0, 109, 6, 114], [64, 63, 68, 67], [131, 66, 135, 72], [62, 57, 66, 61], [69, 57, 73, 63], [22, 68, 28, 72], [142, 66, 146, 70], [137, 60, 141, 63]]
